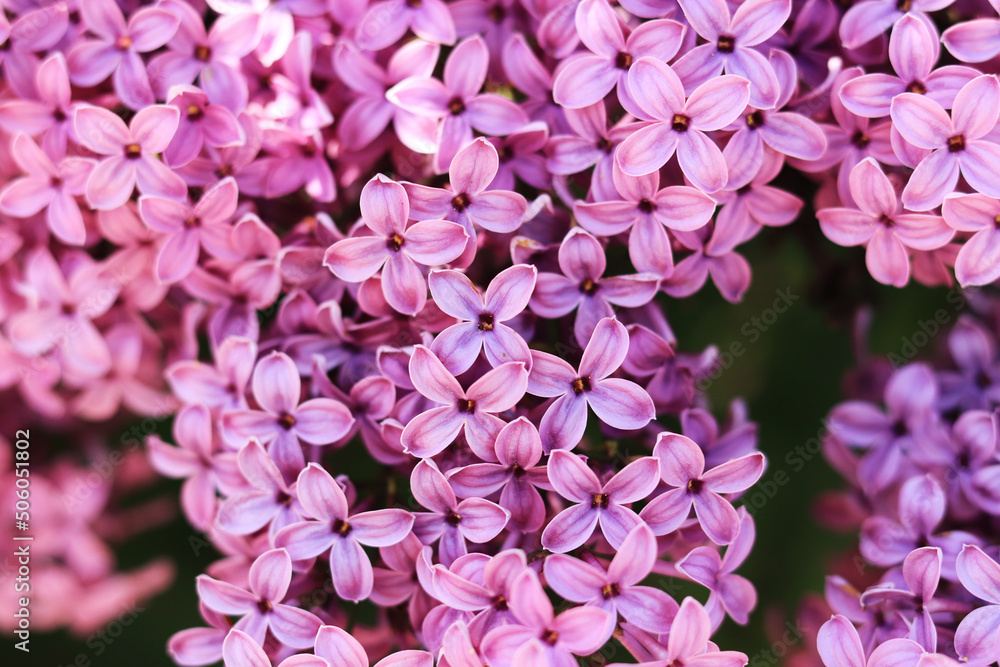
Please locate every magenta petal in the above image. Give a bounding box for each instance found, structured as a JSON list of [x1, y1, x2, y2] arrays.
[[588, 378, 655, 430], [294, 398, 354, 445], [541, 503, 600, 553], [692, 491, 741, 544], [350, 509, 414, 547], [817, 616, 866, 667], [331, 537, 375, 601], [640, 487, 693, 535], [297, 463, 349, 521], [551, 606, 615, 654], [196, 575, 256, 615], [274, 521, 334, 560], [455, 497, 509, 542], [268, 605, 323, 650], [544, 554, 605, 602], [548, 450, 602, 502]]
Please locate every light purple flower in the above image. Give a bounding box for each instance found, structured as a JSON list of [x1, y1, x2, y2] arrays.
[[197, 548, 322, 649], [66, 0, 181, 110], [214, 438, 303, 538], [274, 463, 414, 602], [552, 0, 685, 113], [0, 52, 81, 158], [673, 0, 791, 109], [324, 174, 468, 316], [314, 625, 433, 667], [447, 417, 552, 532], [639, 432, 764, 544], [429, 264, 536, 374], [541, 450, 659, 553], [575, 166, 716, 277], [818, 158, 953, 287], [955, 544, 1000, 665], [387, 36, 527, 171], [527, 317, 656, 451], [432, 549, 527, 641], [617, 57, 750, 192], [942, 194, 1000, 287], [411, 460, 510, 566], [355, 0, 456, 52], [840, 0, 954, 50], [163, 86, 244, 168], [0, 133, 94, 245], [74, 105, 187, 210], [546, 102, 634, 201], [221, 351, 354, 476], [530, 229, 660, 347], [891, 75, 1000, 211], [545, 523, 678, 632], [222, 629, 326, 667], [401, 345, 528, 460], [165, 336, 256, 411], [481, 568, 615, 667]]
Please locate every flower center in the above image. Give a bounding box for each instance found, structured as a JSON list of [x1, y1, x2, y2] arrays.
[[896, 0, 912, 10], [445, 510, 462, 526], [332, 518, 353, 537], [492, 594, 509, 610], [256, 599, 273, 614], [448, 96, 466, 115], [386, 233, 405, 252], [879, 214, 894, 228], [596, 137, 614, 153], [478, 312, 495, 331], [671, 114, 690, 132], [541, 628, 559, 646], [510, 463, 527, 478], [638, 198, 656, 213], [579, 278, 599, 295], [278, 412, 296, 430], [488, 4, 505, 22], [615, 51, 633, 69], [687, 478, 704, 494], [184, 216, 200, 228], [601, 583, 621, 599], [451, 192, 471, 212], [187, 103, 204, 120], [850, 131, 869, 148], [717, 35, 736, 53], [905, 80, 926, 94], [216, 164, 235, 177], [572, 376, 593, 395], [124, 143, 142, 159], [948, 135, 965, 153], [746, 111, 765, 129], [591, 493, 609, 508], [53, 108, 67, 122], [406, 0, 422, 6], [194, 44, 212, 62], [457, 398, 477, 414], [115, 35, 133, 51]]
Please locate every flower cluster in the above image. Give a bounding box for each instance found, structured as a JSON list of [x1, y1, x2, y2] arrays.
[[814, 311, 1000, 667]]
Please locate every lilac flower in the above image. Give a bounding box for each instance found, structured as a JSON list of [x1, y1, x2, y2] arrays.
[[673, 0, 791, 109], [432, 549, 527, 641], [314, 625, 433, 667], [74, 105, 187, 210], [0, 53, 81, 158], [942, 12, 1000, 64], [575, 166, 716, 277], [639, 432, 764, 545], [552, 0, 685, 113], [428, 264, 536, 374], [617, 58, 750, 192], [325, 174, 468, 315], [400, 345, 528, 460], [163, 87, 244, 168], [527, 317, 656, 451], [936, 318, 1000, 411], [818, 615, 962, 667], [66, 0, 180, 110], [502, 34, 564, 132], [488, 122, 552, 191], [839, 16, 978, 119], [817, 158, 953, 287], [149, 0, 261, 113], [545, 524, 678, 632], [222, 630, 325, 667], [890, 75, 1000, 211], [955, 544, 1000, 665], [411, 460, 510, 566], [139, 177, 239, 284], [541, 450, 659, 553], [333, 39, 440, 152], [530, 229, 660, 347], [147, 405, 240, 531], [860, 547, 943, 651], [196, 548, 322, 648], [0, 133, 94, 246], [165, 336, 256, 411], [355, 0, 456, 52], [387, 36, 527, 171], [546, 102, 634, 201], [941, 194, 1000, 287], [6, 248, 117, 378], [403, 138, 529, 265], [447, 417, 552, 532], [214, 439, 304, 538], [839, 0, 955, 50], [221, 351, 354, 476], [481, 569, 615, 667], [274, 463, 414, 602], [676, 508, 757, 625]]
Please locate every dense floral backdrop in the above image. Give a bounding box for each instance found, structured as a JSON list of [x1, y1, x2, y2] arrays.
[[2, 0, 1000, 665]]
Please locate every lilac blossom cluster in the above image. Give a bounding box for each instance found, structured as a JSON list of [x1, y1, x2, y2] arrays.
[[1, 0, 1000, 662], [814, 312, 1000, 667]]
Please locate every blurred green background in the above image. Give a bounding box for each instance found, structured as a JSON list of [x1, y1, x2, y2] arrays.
[[15, 218, 962, 666]]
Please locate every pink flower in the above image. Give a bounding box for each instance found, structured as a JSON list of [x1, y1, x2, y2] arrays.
[[74, 105, 187, 210], [942, 194, 1000, 286]]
